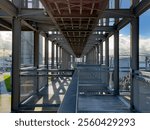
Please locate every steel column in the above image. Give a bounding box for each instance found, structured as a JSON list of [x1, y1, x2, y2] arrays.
[[96, 44, 100, 64], [56, 44, 59, 69], [62, 48, 66, 69], [114, 0, 120, 95], [105, 38, 109, 85], [100, 43, 103, 65], [64, 50, 67, 68], [92, 47, 95, 64], [87, 52, 90, 64], [114, 30, 119, 95], [45, 37, 49, 68], [72, 56, 75, 66], [68, 53, 71, 68], [34, 31, 39, 67], [94, 46, 97, 64], [92, 48, 95, 64], [91, 48, 94, 64], [44, 36, 49, 86], [51, 42, 55, 69], [34, 31, 39, 93], [130, 0, 140, 111], [88, 51, 91, 64], [105, 38, 109, 67], [88, 50, 91, 64], [130, 17, 139, 110], [59, 46, 62, 68], [11, 17, 21, 112], [86, 53, 89, 64], [105, 9, 109, 67]]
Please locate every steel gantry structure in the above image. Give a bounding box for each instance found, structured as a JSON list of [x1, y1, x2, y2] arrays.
[[0, 0, 150, 112]]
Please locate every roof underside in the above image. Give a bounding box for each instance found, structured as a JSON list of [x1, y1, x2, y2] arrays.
[[41, 0, 108, 57]]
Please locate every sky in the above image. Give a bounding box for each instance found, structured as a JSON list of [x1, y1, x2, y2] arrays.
[[108, 8, 150, 57], [119, 9, 150, 37], [140, 9, 150, 37], [0, 32, 12, 57]]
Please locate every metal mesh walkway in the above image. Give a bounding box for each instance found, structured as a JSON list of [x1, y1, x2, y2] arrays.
[[59, 65, 130, 113]]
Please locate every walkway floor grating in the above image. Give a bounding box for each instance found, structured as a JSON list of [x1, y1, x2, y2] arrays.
[[78, 95, 130, 113]]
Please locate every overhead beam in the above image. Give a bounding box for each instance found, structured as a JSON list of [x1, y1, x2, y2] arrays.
[[0, 0, 17, 16], [19, 9, 51, 21], [54, 15, 97, 18], [67, 0, 71, 14], [89, 34, 106, 39], [102, 9, 133, 18], [113, 0, 150, 33], [48, 36, 63, 40], [62, 29, 92, 32], [48, 34, 63, 39], [53, 9, 133, 18], [95, 26, 115, 32], [48, 34, 62, 36], [0, 10, 11, 18], [21, 20, 37, 31], [0, 26, 10, 31], [47, 0, 99, 3], [38, 26, 57, 32], [0, 18, 11, 30], [106, 18, 130, 39], [59, 23, 95, 26], [0, 1, 38, 32], [66, 36, 87, 38], [116, 18, 130, 31], [134, 0, 150, 16]]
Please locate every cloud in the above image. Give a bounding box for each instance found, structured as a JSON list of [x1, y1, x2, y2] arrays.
[[109, 34, 150, 56], [0, 32, 12, 56], [0, 32, 12, 50], [0, 32, 150, 58]]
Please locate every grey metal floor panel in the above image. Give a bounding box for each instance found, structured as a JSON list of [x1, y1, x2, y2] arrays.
[[78, 95, 130, 113]]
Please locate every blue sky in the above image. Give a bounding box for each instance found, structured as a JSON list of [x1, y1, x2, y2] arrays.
[[109, 0, 131, 9], [140, 9, 150, 37], [111, 4, 150, 56], [120, 24, 130, 36], [120, 0, 131, 8], [119, 8, 150, 37], [109, 0, 150, 38]]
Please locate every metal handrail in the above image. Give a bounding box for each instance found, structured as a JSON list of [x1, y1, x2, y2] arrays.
[[20, 67, 36, 71], [20, 74, 73, 77]]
